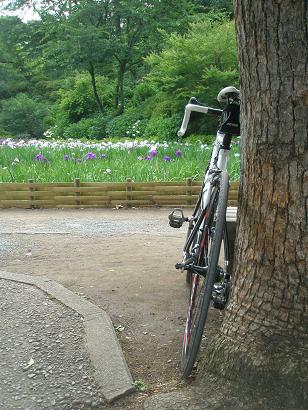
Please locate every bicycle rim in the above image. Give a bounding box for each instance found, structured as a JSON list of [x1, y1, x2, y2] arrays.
[[181, 171, 229, 378]]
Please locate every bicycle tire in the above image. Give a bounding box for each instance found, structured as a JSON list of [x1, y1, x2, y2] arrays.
[[181, 171, 229, 378]]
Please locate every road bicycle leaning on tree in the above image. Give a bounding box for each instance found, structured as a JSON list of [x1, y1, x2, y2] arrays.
[[168, 86, 241, 378]]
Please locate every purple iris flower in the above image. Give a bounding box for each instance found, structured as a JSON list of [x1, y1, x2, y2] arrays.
[[85, 152, 96, 160], [163, 156, 172, 162], [148, 149, 157, 157], [34, 153, 48, 162], [143, 155, 152, 161], [175, 149, 182, 157], [63, 154, 70, 161]]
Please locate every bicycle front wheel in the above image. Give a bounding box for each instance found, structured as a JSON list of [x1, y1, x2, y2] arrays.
[[181, 171, 229, 378]]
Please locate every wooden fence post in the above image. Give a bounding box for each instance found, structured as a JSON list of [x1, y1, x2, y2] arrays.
[[126, 178, 132, 207], [75, 178, 81, 208], [186, 178, 192, 206], [29, 179, 35, 209]]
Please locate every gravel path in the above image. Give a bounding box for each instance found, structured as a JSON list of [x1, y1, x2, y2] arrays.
[[0, 208, 190, 409], [0, 279, 106, 410], [0, 208, 175, 237], [0, 209, 177, 258]]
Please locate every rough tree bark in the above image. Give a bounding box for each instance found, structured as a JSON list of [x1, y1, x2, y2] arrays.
[[201, 1, 308, 408]]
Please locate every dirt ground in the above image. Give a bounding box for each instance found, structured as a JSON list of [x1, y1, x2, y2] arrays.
[[0, 208, 222, 409]]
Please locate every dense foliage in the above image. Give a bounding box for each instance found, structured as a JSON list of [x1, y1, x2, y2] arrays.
[[0, 0, 236, 139]]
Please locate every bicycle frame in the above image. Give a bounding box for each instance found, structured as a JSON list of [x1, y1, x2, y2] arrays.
[[177, 101, 231, 213], [200, 131, 230, 210], [175, 88, 240, 378], [177, 103, 232, 268]]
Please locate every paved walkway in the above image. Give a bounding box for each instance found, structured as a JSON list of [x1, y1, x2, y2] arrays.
[[0, 272, 135, 410]]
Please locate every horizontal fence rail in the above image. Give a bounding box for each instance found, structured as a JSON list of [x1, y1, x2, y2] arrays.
[[0, 179, 239, 209]]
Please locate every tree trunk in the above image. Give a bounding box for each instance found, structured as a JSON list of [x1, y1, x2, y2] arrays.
[[202, 1, 308, 407], [88, 63, 104, 114], [114, 61, 126, 114]]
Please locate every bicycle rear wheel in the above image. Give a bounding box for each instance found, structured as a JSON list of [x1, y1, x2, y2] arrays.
[[181, 171, 229, 378]]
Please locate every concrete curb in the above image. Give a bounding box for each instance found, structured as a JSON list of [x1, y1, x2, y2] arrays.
[[0, 270, 135, 403]]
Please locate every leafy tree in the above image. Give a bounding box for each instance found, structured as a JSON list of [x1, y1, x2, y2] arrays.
[[38, 1, 113, 113], [0, 15, 58, 100], [107, 0, 194, 114], [198, 0, 233, 13], [144, 15, 238, 133], [2, 0, 79, 17], [4, 1, 115, 114], [1, 1, 239, 139], [0, 16, 29, 99], [19, 19, 67, 99], [5, 0, 195, 116], [0, 93, 49, 137], [51, 72, 114, 135]]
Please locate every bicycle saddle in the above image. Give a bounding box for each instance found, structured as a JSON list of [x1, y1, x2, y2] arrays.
[[217, 86, 240, 102]]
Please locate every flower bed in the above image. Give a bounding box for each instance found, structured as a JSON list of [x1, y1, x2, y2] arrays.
[[0, 138, 241, 183]]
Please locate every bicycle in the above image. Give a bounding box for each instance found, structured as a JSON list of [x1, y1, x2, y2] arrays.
[[168, 86, 240, 378]]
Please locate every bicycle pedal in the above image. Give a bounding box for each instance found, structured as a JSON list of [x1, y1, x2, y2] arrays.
[[168, 208, 187, 228]]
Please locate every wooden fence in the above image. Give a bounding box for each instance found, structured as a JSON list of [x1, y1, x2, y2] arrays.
[[0, 179, 239, 209]]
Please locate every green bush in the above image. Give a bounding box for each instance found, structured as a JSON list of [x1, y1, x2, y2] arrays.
[[0, 93, 49, 137], [53, 73, 114, 129], [62, 115, 109, 139], [106, 112, 147, 138], [89, 116, 110, 139], [62, 120, 92, 139], [144, 114, 181, 140], [131, 82, 156, 104], [144, 15, 239, 134]]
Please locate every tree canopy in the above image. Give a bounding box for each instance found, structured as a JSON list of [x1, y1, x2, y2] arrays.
[[0, 0, 235, 138]]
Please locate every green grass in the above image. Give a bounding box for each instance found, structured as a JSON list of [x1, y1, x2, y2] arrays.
[[0, 139, 241, 183]]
